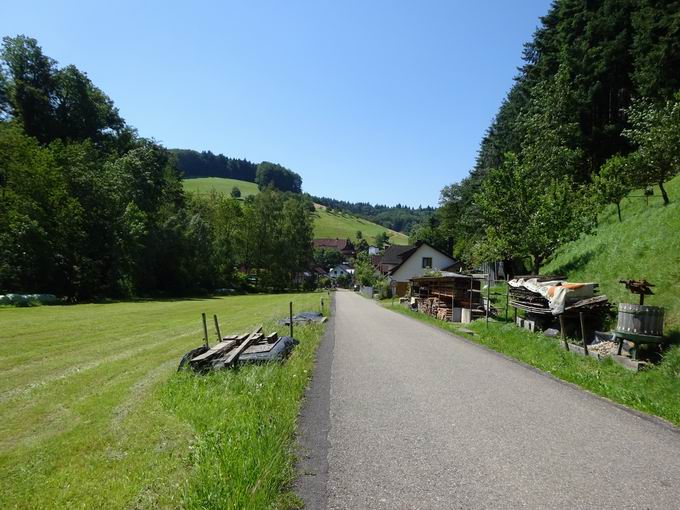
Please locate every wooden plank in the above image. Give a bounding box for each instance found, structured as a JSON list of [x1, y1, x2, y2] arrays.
[[222, 326, 263, 366], [266, 332, 278, 344], [244, 340, 279, 354], [190, 339, 237, 363]]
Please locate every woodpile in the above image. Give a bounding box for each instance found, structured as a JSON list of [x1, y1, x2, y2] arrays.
[[411, 275, 482, 322], [416, 297, 454, 320]]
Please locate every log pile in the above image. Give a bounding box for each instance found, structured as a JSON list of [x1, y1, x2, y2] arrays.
[[417, 297, 454, 321]]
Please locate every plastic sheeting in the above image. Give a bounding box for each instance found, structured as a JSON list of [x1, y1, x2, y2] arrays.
[[0, 294, 58, 305], [508, 278, 596, 315], [278, 311, 326, 325]]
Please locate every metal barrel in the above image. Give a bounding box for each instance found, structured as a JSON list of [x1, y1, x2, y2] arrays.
[[615, 303, 664, 336]]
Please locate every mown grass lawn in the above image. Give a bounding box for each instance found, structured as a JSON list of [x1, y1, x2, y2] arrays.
[[0, 293, 326, 509], [384, 303, 680, 428]]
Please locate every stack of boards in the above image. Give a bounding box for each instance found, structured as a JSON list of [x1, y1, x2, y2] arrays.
[[179, 326, 298, 372]]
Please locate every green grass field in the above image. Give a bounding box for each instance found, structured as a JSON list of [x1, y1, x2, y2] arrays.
[[182, 177, 410, 245], [543, 173, 680, 329], [183, 177, 260, 197], [0, 293, 326, 509]]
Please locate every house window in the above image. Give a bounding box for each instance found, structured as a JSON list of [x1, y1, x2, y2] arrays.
[[422, 257, 432, 269]]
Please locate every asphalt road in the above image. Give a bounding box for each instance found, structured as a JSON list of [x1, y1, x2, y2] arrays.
[[296, 290, 680, 509]]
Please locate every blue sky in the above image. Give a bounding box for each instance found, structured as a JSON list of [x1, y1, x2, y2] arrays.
[[2, 1, 551, 207]]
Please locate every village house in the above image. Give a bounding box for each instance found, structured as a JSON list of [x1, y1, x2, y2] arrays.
[[383, 241, 457, 296], [329, 263, 354, 280], [312, 238, 356, 259], [375, 244, 417, 274]]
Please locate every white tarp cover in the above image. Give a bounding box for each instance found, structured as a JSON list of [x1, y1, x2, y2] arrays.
[[508, 278, 596, 314]]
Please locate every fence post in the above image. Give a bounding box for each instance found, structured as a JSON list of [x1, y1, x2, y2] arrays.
[[505, 284, 510, 322], [289, 301, 294, 338], [560, 314, 569, 351], [213, 314, 222, 342], [580, 312, 588, 356], [486, 274, 491, 327], [202, 313, 209, 348]]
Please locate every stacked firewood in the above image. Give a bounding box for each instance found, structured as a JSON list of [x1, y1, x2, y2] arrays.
[[436, 307, 453, 321], [416, 297, 453, 321]]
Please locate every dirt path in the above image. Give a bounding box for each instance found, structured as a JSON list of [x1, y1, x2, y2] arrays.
[[297, 290, 680, 509]]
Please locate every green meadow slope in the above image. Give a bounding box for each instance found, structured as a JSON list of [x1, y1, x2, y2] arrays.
[[182, 178, 410, 245], [542, 174, 680, 329], [312, 203, 409, 245], [183, 177, 260, 197]]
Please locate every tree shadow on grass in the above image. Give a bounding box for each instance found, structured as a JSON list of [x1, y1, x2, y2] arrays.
[[547, 245, 605, 276]]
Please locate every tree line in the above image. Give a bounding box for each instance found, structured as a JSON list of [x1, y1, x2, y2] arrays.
[[171, 149, 257, 182], [0, 36, 314, 299], [173, 148, 304, 194], [426, 0, 680, 274]]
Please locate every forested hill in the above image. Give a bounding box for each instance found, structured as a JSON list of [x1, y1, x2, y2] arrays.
[[174, 147, 434, 234], [430, 0, 680, 272], [171, 148, 257, 181]]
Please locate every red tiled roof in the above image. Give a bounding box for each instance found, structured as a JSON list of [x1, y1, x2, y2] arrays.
[[313, 238, 355, 252]]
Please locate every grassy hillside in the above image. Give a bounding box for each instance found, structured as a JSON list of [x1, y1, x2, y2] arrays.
[[183, 177, 260, 197], [0, 293, 324, 508], [543, 174, 680, 329], [313, 203, 409, 245], [182, 178, 410, 245]]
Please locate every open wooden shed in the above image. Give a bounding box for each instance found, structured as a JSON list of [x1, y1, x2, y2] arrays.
[[410, 274, 483, 321]]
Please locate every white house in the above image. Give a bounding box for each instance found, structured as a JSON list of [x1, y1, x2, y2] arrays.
[[387, 242, 456, 296], [368, 246, 380, 256], [329, 264, 354, 280]]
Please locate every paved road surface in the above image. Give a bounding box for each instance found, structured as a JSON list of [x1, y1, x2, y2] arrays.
[[297, 290, 680, 509]]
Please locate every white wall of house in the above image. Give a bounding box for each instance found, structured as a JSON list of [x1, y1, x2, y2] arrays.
[[390, 244, 455, 283], [329, 265, 351, 279]]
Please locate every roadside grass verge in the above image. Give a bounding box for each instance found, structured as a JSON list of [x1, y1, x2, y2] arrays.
[[161, 321, 324, 509], [383, 303, 680, 428], [0, 293, 325, 509]]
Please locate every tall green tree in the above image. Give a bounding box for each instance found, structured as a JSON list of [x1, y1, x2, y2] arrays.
[[593, 154, 632, 221], [354, 252, 377, 286], [476, 153, 595, 274], [1, 36, 123, 146], [255, 161, 302, 193], [623, 94, 680, 205]]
